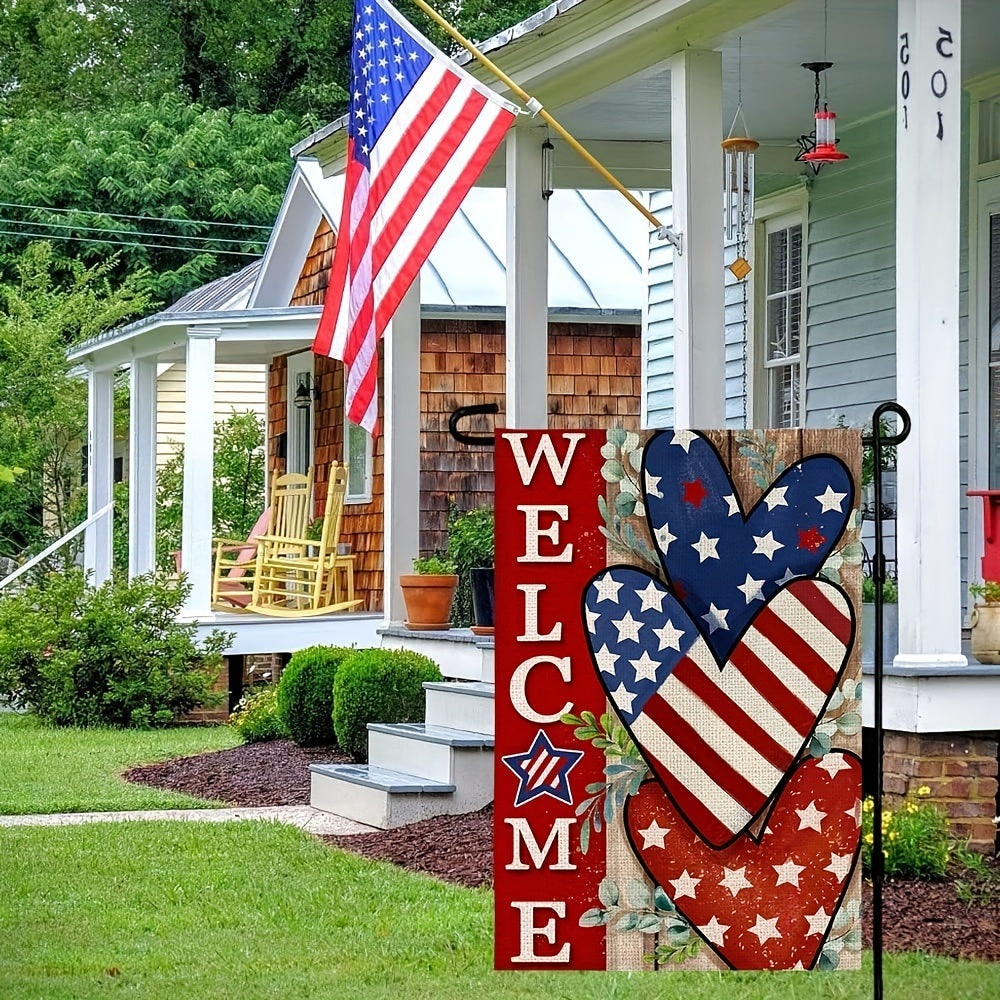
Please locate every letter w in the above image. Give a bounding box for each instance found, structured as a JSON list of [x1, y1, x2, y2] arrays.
[[502, 433, 585, 487]]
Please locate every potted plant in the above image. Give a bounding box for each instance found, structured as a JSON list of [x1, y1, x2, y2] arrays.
[[969, 580, 1000, 663], [448, 507, 495, 634], [861, 575, 898, 665], [399, 555, 458, 631], [861, 416, 897, 519]]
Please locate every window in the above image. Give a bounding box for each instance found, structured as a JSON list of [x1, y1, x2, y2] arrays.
[[344, 412, 373, 503], [285, 351, 314, 475], [755, 198, 806, 428]]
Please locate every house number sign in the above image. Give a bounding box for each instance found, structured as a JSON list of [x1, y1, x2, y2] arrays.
[[494, 428, 864, 973], [898, 0, 957, 142]]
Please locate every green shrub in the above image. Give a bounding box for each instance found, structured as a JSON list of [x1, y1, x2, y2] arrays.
[[0, 569, 230, 728], [861, 575, 899, 603], [333, 648, 443, 761], [862, 788, 953, 878], [447, 506, 495, 627], [276, 645, 354, 746], [229, 685, 286, 743], [412, 554, 456, 575]]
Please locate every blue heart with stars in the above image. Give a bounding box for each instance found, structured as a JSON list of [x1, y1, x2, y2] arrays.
[[641, 431, 852, 661]]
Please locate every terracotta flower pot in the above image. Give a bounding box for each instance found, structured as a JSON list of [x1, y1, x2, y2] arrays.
[[970, 602, 1000, 664], [399, 574, 458, 631]]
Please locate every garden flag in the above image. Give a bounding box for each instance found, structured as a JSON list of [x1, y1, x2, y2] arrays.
[[312, 0, 519, 433], [494, 427, 864, 972]]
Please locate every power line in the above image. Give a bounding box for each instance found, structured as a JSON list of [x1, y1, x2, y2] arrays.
[[0, 200, 274, 231], [0, 227, 260, 257], [0, 215, 267, 248]]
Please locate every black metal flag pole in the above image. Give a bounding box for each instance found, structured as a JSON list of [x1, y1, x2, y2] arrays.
[[864, 401, 910, 1000]]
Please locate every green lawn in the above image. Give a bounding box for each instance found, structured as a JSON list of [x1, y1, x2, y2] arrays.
[[0, 713, 239, 814], [0, 821, 996, 999]]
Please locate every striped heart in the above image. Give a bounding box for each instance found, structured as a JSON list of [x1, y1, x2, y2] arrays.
[[584, 568, 853, 848]]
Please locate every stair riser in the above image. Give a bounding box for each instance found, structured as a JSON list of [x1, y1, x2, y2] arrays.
[[367, 732, 494, 793], [379, 635, 494, 683], [310, 770, 492, 830], [424, 689, 495, 736]]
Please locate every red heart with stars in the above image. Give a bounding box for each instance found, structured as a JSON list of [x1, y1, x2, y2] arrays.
[[624, 753, 862, 971]]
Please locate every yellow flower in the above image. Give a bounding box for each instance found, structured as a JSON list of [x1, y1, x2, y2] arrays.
[[906, 802, 918, 814], [889, 831, 899, 841], [864, 833, 874, 844], [917, 785, 931, 797], [863, 798, 874, 813]]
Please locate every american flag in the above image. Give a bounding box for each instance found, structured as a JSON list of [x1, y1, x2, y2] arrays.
[[313, 0, 519, 432]]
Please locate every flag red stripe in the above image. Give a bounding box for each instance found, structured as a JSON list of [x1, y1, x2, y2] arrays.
[[367, 73, 460, 213], [788, 579, 853, 645], [753, 604, 839, 695], [642, 694, 768, 817], [371, 89, 489, 277], [672, 657, 796, 773], [728, 640, 816, 734], [375, 109, 513, 329], [645, 772, 736, 847]]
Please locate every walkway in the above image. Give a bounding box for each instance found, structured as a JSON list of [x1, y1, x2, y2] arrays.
[[0, 805, 374, 836]]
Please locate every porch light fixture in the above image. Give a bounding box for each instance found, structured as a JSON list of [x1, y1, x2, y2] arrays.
[[541, 136, 554, 200], [293, 372, 320, 409]]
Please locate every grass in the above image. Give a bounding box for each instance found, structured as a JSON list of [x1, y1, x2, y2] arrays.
[[0, 821, 997, 1000], [0, 713, 239, 814]]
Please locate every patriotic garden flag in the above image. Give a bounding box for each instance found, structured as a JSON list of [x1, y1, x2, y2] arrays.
[[313, 0, 518, 433], [494, 427, 864, 972]]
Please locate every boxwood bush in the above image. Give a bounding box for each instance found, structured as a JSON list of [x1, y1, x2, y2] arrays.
[[332, 648, 443, 762], [0, 569, 229, 728], [276, 645, 354, 746], [229, 685, 286, 743]]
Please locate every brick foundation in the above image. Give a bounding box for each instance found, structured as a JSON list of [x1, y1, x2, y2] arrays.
[[883, 731, 999, 853], [178, 660, 232, 725]]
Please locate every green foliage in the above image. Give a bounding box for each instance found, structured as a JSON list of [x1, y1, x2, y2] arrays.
[[861, 575, 899, 603], [861, 416, 898, 486], [862, 790, 953, 879], [412, 554, 457, 575], [0, 569, 230, 728], [332, 648, 442, 761], [153, 411, 266, 571], [453, 0, 552, 44], [276, 645, 354, 746], [0, 243, 151, 559], [969, 580, 1000, 604], [447, 506, 494, 627], [229, 685, 287, 743]]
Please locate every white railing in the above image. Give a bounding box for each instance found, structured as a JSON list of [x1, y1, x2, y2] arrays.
[[0, 501, 114, 592]]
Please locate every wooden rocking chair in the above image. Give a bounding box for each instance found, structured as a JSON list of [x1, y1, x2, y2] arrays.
[[211, 468, 314, 609], [248, 462, 361, 617]]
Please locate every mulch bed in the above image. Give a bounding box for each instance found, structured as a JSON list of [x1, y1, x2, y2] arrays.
[[124, 737, 999, 963]]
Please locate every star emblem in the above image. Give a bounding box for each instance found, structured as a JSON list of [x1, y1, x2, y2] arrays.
[[804, 906, 831, 936], [773, 858, 806, 888], [630, 650, 660, 683], [797, 526, 826, 552], [845, 798, 862, 826], [670, 430, 698, 452], [610, 682, 637, 714], [593, 573, 624, 604], [723, 493, 741, 516], [719, 866, 753, 897], [701, 603, 730, 633], [691, 532, 720, 562], [737, 573, 765, 604], [697, 915, 730, 946], [824, 852, 854, 883], [796, 800, 828, 832], [653, 619, 685, 651], [501, 730, 584, 808], [655, 523, 678, 552], [776, 566, 799, 586], [815, 484, 848, 512], [593, 643, 619, 675], [645, 472, 663, 499], [635, 580, 666, 612], [585, 607, 600, 632], [682, 478, 708, 508], [752, 531, 784, 560], [637, 819, 670, 849], [817, 753, 852, 777], [611, 610, 644, 643], [747, 914, 782, 945], [669, 869, 701, 900], [763, 486, 789, 511]]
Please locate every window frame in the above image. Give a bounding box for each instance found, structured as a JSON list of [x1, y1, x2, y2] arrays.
[[285, 350, 315, 476], [343, 408, 373, 504]]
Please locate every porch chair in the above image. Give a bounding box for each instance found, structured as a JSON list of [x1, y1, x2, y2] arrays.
[[248, 462, 361, 617], [211, 468, 314, 609]]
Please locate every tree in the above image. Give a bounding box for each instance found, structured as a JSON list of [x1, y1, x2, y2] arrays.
[[0, 242, 151, 559]]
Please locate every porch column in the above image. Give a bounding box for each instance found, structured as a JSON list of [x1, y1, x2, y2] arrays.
[[128, 358, 157, 578], [667, 49, 725, 429], [180, 327, 218, 618], [83, 367, 114, 584], [505, 125, 549, 428], [383, 279, 421, 623], [894, 0, 966, 668]]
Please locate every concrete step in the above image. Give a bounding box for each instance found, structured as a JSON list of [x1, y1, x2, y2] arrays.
[[378, 626, 494, 682], [423, 680, 495, 736], [367, 722, 493, 786]]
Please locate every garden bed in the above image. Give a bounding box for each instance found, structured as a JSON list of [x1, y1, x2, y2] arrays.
[[124, 737, 999, 962]]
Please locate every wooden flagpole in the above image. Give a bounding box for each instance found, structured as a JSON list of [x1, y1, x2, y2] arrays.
[[408, 0, 678, 247]]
